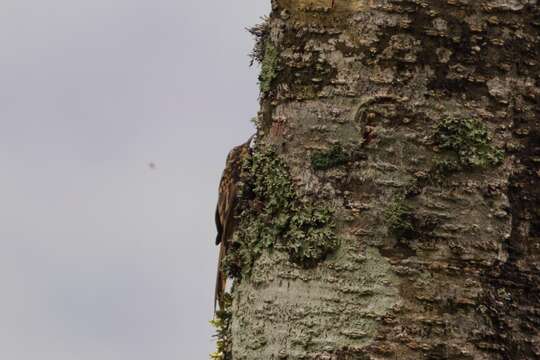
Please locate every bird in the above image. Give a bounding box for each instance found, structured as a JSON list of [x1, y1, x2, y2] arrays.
[[214, 135, 254, 311]]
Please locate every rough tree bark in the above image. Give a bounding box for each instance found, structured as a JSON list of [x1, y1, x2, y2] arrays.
[[218, 0, 540, 359]]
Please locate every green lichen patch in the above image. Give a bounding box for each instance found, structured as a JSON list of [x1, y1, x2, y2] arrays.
[[259, 43, 280, 94], [311, 144, 350, 170], [223, 148, 339, 278], [384, 195, 440, 245], [384, 197, 415, 240], [433, 117, 504, 172], [248, 18, 280, 95], [210, 293, 232, 360], [287, 206, 337, 266]]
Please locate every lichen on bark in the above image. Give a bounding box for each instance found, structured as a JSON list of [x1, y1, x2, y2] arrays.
[[223, 0, 540, 358], [222, 146, 339, 279], [384, 196, 415, 239], [311, 143, 350, 171], [432, 117, 504, 173], [259, 43, 280, 94]]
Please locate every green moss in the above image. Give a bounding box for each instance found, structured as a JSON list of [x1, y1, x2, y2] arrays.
[[433, 117, 504, 172], [210, 293, 232, 360], [223, 148, 339, 278], [384, 194, 441, 243], [311, 144, 350, 170], [384, 197, 415, 239], [259, 43, 279, 94]]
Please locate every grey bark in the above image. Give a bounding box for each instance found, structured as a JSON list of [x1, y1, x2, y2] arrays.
[[226, 1, 540, 359]]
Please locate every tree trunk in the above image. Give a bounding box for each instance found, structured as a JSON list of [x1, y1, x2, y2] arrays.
[[223, 0, 540, 359]]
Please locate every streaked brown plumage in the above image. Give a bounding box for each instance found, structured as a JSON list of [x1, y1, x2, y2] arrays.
[[214, 136, 253, 311]]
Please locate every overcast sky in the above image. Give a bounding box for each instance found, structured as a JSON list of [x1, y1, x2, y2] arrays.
[[0, 1, 269, 358]]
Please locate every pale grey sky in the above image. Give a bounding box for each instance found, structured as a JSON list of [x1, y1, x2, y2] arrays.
[[0, 1, 270, 358]]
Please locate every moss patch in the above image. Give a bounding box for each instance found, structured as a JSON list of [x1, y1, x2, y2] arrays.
[[433, 117, 504, 172], [259, 43, 279, 94], [384, 194, 440, 247], [223, 148, 339, 278], [210, 293, 232, 360], [311, 144, 350, 170], [384, 196, 416, 240]]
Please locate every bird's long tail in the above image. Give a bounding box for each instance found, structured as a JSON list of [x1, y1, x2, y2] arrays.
[[214, 243, 227, 313]]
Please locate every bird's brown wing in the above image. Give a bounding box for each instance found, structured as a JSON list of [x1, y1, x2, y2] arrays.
[[214, 150, 239, 310], [215, 166, 235, 245], [214, 171, 237, 310], [213, 137, 253, 311]]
